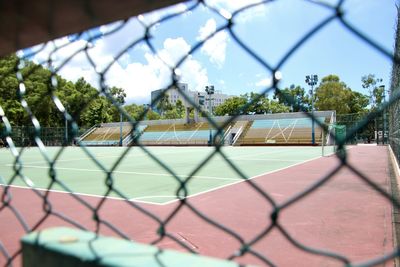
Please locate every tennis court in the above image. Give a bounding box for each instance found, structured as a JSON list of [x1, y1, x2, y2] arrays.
[[0, 146, 334, 204], [0, 144, 394, 266]]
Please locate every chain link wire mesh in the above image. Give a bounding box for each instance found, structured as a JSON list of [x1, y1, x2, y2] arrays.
[[390, 2, 400, 164], [0, 0, 400, 266]]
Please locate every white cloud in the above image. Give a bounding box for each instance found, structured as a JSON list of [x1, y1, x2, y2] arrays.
[[104, 37, 208, 101], [24, 33, 209, 104], [207, 0, 264, 10], [198, 19, 216, 41], [24, 38, 103, 88], [97, 19, 145, 59], [158, 37, 191, 66], [20, 3, 216, 104], [197, 18, 228, 68], [180, 55, 209, 91], [139, 2, 190, 26], [218, 79, 227, 91], [206, 0, 267, 22], [255, 77, 272, 87]]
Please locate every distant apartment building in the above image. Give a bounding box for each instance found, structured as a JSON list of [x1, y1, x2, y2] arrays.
[[150, 83, 233, 113], [197, 90, 233, 111]]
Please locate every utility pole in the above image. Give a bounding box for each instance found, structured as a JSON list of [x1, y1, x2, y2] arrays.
[[305, 74, 318, 145], [380, 85, 387, 145], [205, 85, 215, 146], [65, 116, 68, 145], [119, 112, 123, 146]]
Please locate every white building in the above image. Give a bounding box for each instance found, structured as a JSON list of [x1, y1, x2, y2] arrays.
[[197, 90, 233, 111], [151, 83, 233, 114]]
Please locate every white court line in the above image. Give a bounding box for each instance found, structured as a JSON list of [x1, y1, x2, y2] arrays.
[[234, 158, 303, 162], [1, 148, 341, 206], [161, 152, 337, 205], [227, 149, 293, 160], [0, 184, 166, 206], [22, 155, 122, 165], [4, 164, 241, 182], [159, 147, 350, 205], [19, 150, 201, 165], [131, 195, 177, 200]]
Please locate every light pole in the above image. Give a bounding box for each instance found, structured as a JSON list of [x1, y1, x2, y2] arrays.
[[65, 116, 68, 145], [119, 112, 123, 146], [205, 85, 215, 146], [64, 103, 69, 146], [380, 85, 387, 145], [305, 74, 318, 145]]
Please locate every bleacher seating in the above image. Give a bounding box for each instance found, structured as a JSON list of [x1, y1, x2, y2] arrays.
[[241, 117, 326, 145], [78, 112, 334, 146], [138, 122, 218, 145], [80, 124, 146, 146]]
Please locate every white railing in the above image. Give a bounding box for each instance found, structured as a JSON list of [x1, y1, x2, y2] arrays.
[[78, 124, 98, 142], [232, 126, 243, 146], [222, 125, 232, 145]]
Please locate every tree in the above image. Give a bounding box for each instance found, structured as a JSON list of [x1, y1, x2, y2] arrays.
[[81, 98, 112, 126], [146, 109, 161, 120], [269, 100, 290, 113], [105, 86, 127, 122], [348, 91, 369, 114], [214, 96, 247, 116], [245, 92, 270, 114], [163, 109, 181, 119], [214, 93, 289, 116], [125, 103, 161, 121], [108, 86, 126, 105], [156, 94, 172, 116], [0, 55, 64, 126], [361, 74, 384, 109], [361, 74, 387, 144], [175, 99, 185, 118], [315, 75, 368, 114], [68, 77, 100, 126], [124, 103, 143, 121], [274, 85, 311, 112]]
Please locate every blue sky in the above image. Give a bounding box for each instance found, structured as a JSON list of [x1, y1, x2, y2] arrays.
[[24, 0, 398, 104]]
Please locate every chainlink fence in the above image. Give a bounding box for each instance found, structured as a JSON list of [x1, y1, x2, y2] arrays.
[[0, 0, 400, 266]]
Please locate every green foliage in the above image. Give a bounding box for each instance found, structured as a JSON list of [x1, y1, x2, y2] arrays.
[[214, 93, 289, 116], [361, 74, 385, 109], [175, 99, 185, 117], [214, 96, 247, 116], [0, 53, 381, 135], [156, 94, 172, 116], [268, 100, 291, 113], [81, 98, 111, 126], [347, 91, 369, 114], [124, 103, 160, 121], [163, 109, 181, 119], [0, 55, 127, 128], [156, 97, 185, 120], [108, 86, 126, 105], [274, 85, 311, 112], [314, 75, 368, 114], [124, 103, 145, 121]]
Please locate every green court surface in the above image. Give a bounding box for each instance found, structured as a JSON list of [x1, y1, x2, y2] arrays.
[[0, 146, 334, 204]]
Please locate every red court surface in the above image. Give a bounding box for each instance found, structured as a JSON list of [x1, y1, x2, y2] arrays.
[[0, 145, 395, 266]]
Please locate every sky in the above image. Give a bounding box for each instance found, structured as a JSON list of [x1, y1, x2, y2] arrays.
[[21, 0, 399, 104]]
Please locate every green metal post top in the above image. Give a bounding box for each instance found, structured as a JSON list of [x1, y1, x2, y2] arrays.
[[21, 227, 250, 267]]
